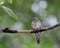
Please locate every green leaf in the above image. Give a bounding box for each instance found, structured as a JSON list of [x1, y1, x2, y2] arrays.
[[7, 0, 13, 4], [0, 0, 4, 6], [4, 0, 13, 4], [2, 6, 18, 20]]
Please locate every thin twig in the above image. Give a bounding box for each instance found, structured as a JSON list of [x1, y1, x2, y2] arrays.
[[0, 23, 60, 33]]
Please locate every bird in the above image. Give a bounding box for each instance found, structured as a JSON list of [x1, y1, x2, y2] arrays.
[[31, 17, 41, 44]]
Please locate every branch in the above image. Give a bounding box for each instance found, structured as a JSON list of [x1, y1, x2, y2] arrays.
[[0, 23, 60, 33]]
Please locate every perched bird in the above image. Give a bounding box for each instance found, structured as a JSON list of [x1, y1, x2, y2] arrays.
[[31, 17, 41, 44]]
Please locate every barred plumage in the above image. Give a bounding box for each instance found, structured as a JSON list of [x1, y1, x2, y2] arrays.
[[31, 17, 41, 44]]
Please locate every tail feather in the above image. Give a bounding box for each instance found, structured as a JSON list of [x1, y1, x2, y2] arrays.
[[35, 32, 40, 44]]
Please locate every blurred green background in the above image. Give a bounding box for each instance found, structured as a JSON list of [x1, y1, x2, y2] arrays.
[[0, 0, 60, 48]]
